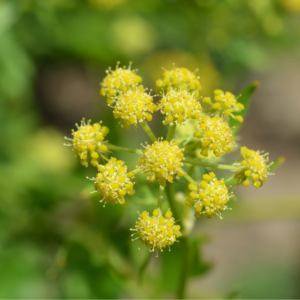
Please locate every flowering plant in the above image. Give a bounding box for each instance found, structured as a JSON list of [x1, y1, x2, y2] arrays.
[[65, 62, 282, 298]]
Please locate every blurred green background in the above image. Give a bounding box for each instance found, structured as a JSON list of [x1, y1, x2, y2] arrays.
[[0, 0, 300, 298]]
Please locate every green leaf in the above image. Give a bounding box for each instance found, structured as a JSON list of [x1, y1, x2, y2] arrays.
[[189, 236, 211, 277], [230, 81, 260, 135], [161, 243, 182, 292]]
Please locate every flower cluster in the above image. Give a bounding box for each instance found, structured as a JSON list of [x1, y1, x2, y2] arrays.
[[139, 139, 185, 186], [65, 62, 277, 255], [193, 115, 236, 157], [158, 90, 202, 125], [234, 146, 271, 188], [66, 119, 109, 167], [185, 172, 233, 219], [203, 90, 244, 123], [130, 209, 181, 254], [100, 62, 142, 104], [156, 67, 202, 97], [94, 157, 135, 205], [113, 88, 157, 129]]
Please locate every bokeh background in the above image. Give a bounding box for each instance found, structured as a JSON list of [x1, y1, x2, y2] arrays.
[[0, 0, 299, 298]]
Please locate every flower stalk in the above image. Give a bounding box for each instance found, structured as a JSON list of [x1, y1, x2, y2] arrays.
[[107, 144, 142, 154], [140, 121, 157, 142], [183, 157, 238, 170], [166, 124, 176, 142]]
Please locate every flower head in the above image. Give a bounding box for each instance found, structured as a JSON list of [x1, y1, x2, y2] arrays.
[[158, 90, 202, 125], [234, 146, 271, 188], [156, 67, 202, 97], [139, 139, 185, 186], [100, 62, 143, 104], [94, 157, 135, 205], [203, 90, 244, 123], [185, 172, 233, 219], [113, 88, 157, 129], [130, 209, 181, 254], [67, 119, 109, 167], [193, 115, 236, 157]]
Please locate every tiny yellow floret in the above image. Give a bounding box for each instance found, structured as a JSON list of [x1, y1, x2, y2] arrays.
[[205, 90, 244, 122], [158, 90, 202, 125], [67, 119, 109, 167], [193, 115, 236, 157], [156, 67, 202, 96], [130, 210, 181, 254], [184, 172, 233, 219], [100, 62, 143, 105], [139, 139, 185, 185], [113, 89, 157, 129], [94, 157, 135, 205], [234, 146, 271, 188]]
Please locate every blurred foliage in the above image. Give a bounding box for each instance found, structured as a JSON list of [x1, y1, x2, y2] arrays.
[[0, 0, 299, 298]]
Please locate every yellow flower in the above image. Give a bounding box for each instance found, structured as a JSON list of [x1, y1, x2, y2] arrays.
[[234, 146, 271, 188], [94, 157, 135, 205], [100, 62, 143, 104], [113, 88, 157, 129], [203, 89, 244, 123], [185, 172, 233, 219], [158, 90, 202, 125], [193, 115, 236, 157], [67, 119, 109, 167], [130, 209, 181, 254], [139, 139, 185, 186], [156, 67, 202, 97]]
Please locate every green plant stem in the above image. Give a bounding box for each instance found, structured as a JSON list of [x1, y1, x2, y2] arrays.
[[157, 185, 165, 209], [166, 124, 176, 142], [138, 251, 151, 284], [140, 121, 157, 143], [173, 179, 189, 185], [179, 134, 194, 148], [183, 173, 197, 186], [166, 183, 189, 299], [130, 168, 143, 175], [107, 144, 142, 154], [183, 158, 238, 171], [183, 141, 201, 152]]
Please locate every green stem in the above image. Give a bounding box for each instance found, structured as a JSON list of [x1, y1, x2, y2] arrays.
[[166, 124, 176, 142], [184, 158, 238, 171], [107, 144, 142, 154], [138, 252, 151, 284], [173, 179, 189, 185], [165, 183, 189, 299], [183, 141, 201, 152], [179, 134, 194, 148], [157, 185, 165, 209], [183, 173, 197, 186], [140, 121, 157, 143], [130, 168, 143, 175], [166, 183, 183, 230]]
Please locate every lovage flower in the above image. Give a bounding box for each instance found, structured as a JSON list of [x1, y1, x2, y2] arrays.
[[94, 157, 135, 205], [139, 139, 185, 186], [113, 88, 157, 129], [202, 89, 244, 123], [193, 115, 236, 157], [100, 62, 143, 104], [158, 90, 202, 125], [234, 146, 272, 188], [66, 119, 109, 167], [156, 67, 202, 97], [185, 172, 233, 219], [130, 209, 181, 254]]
